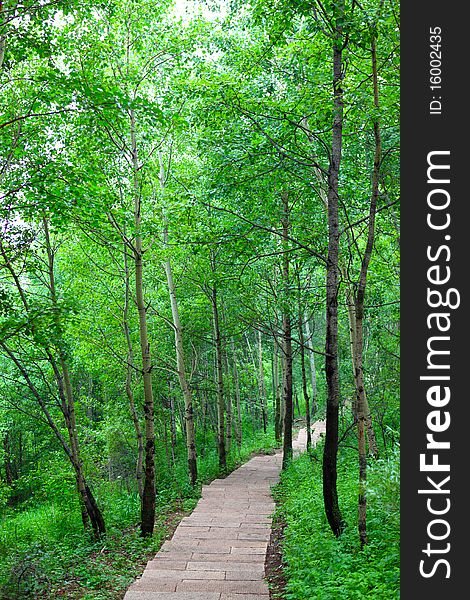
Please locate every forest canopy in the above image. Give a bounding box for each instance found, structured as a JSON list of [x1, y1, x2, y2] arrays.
[[0, 0, 399, 598]]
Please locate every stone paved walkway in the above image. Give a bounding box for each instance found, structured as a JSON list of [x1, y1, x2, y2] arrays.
[[124, 422, 325, 600], [293, 420, 326, 456]]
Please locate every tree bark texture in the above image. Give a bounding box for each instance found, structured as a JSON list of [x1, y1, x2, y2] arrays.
[[210, 261, 226, 471], [257, 330, 268, 433], [304, 318, 318, 417], [159, 153, 198, 486], [273, 338, 282, 444], [298, 316, 312, 450], [123, 241, 144, 499], [44, 219, 106, 536], [355, 31, 383, 547], [223, 346, 233, 454], [281, 192, 293, 470], [130, 109, 156, 536], [230, 338, 242, 448], [323, 1, 346, 537]]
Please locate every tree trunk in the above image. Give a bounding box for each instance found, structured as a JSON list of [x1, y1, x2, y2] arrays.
[[168, 380, 177, 465], [273, 338, 282, 444], [0, 1, 6, 71], [323, 0, 346, 537], [123, 240, 144, 499], [223, 346, 233, 454], [200, 390, 207, 458], [298, 315, 312, 450], [281, 191, 293, 470], [345, 284, 379, 458], [64, 364, 106, 534], [294, 390, 301, 420], [43, 219, 106, 536], [230, 338, 242, 448], [304, 318, 318, 417], [130, 109, 155, 537], [0, 333, 106, 535], [282, 316, 293, 469], [210, 259, 226, 471], [257, 330, 268, 433], [354, 30, 383, 548], [159, 153, 198, 486], [280, 347, 286, 438], [3, 435, 14, 485], [245, 331, 261, 426], [355, 308, 368, 548]]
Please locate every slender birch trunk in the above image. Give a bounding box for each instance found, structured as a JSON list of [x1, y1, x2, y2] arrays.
[[3, 435, 14, 485], [280, 348, 286, 438], [298, 315, 312, 450], [323, 0, 346, 537], [345, 283, 379, 458], [122, 240, 144, 499], [355, 30, 383, 547], [210, 255, 226, 470], [130, 109, 156, 536], [221, 344, 232, 454], [304, 318, 318, 417], [273, 338, 282, 443], [230, 338, 242, 448], [159, 153, 198, 486], [43, 220, 106, 536], [245, 331, 261, 425], [281, 191, 293, 470], [0, 0, 6, 71], [257, 330, 268, 433], [168, 379, 177, 465]]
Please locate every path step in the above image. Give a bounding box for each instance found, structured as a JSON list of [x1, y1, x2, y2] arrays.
[[124, 425, 321, 599]]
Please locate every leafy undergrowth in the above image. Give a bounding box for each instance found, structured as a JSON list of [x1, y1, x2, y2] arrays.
[[0, 495, 194, 600], [0, 430, 277, 599], [273, 443, 400, 600]]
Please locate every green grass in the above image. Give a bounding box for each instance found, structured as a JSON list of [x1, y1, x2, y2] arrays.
[[0, 427, 278, 599], [0, 495, 183, 599], [274, 443, 400, 600]]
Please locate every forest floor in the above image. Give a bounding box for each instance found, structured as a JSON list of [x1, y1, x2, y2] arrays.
[[123, 422, 325, 600]]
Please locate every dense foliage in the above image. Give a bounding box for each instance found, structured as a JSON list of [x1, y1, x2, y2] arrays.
[[1, 0, 399, 597], [274, 442, 400, 599]]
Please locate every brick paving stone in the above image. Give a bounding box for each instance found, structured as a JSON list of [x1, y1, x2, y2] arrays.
[[242, 515, 272, 523], [224, 572, 265, 582], [219, 595, 269, 600], [196, 540, 267, 549], [229, 547, 267, 555], [192, 544, 234, 553], [187, 561, 265, 572], [159, 542, 197, 552], [146, 560, 188, 570], [143, 570, 226, 581], [128, 580, 178, 592], [191, 553, 264, 563], [237, 533, 270, 542], [176, 580, 269, 594], [125, 594, 221, 600], [123, 426, 320, 600]]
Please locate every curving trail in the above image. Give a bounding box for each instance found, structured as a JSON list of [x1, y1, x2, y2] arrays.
[[124, 421, 325, 600], [293, 419, 326, 456]]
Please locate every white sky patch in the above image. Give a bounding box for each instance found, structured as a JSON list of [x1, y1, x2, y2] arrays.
[[52, 10, 75, 29], [172, 0, 228, 22]]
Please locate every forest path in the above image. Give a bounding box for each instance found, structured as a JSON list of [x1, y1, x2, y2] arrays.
[[293, 419, 326, 456], [124, 422, 325, 600]]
